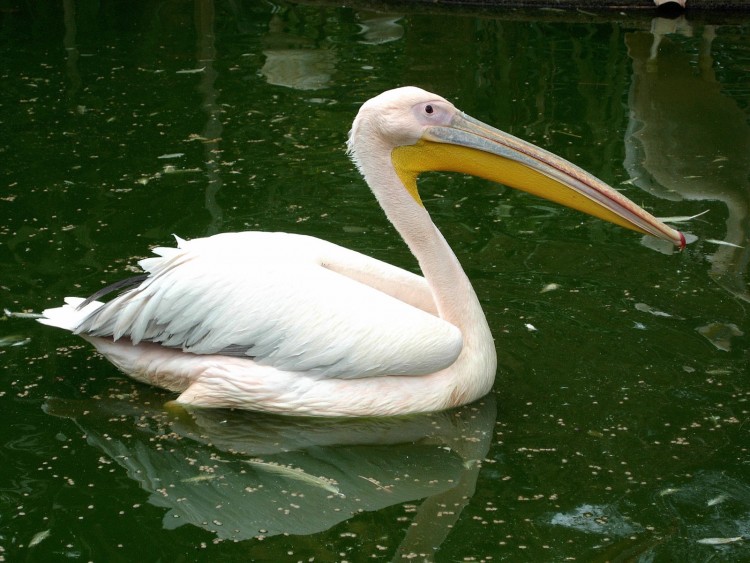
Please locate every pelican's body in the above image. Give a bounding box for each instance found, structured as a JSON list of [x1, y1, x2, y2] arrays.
[[40, 87, 684, 416]]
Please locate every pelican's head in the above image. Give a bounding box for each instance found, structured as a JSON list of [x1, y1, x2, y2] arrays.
[[348, 86, 685, 248]]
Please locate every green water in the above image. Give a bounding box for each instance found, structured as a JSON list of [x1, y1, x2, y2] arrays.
[[2, 2, 749, 561]]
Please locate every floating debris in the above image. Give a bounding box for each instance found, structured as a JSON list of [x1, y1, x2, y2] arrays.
[[176, 67, 205, 74], [182, 474, 217, 483], [358, 475, 393, 492], [696, 536, 744, 545], [162, 165, 201, 174], [707, 493, 729, 507], [705, 239, 744, 249], [135, 166, 202, 185], [540, 283, 560, 293], [243, 459, 342, 497], [4, 308, 42, 320], [659, 210, 709, 223], [635, 303, 673, 318], [0, 334, 30, 347], [549, 503, 642, 536], [659, 487, 680, 497], [28, 529, 51, 547], [697, 322, 744, 352]]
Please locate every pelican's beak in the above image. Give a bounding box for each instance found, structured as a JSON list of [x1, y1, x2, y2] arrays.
[[392, 111, 685, 249]]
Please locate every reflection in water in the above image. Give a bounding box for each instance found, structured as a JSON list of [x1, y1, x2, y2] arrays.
[[262, 49, 337, 91], [4, 4, 749, 560], [548, 472, 750, 559], [696, 320, 744, 351], [261, 13, 337, 90], [44, 391, 495, 552], [62, 0, 81, 101], [195, 0, 225, 235], [357, 15, 404, 45], [549, 503, 643, 536], [625, 19, 750, 302], [658, 471, 750, 550]]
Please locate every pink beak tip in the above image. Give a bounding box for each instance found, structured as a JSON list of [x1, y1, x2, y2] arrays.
[[677, 230, 687, 250]]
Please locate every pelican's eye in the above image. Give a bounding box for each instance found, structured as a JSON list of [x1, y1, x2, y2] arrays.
[[412, 101, 452, 126]]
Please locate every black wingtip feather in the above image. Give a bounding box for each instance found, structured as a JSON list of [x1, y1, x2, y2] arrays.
[[76, 274, 149, 311]]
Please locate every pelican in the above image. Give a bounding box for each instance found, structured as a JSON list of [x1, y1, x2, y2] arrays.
[[39, 87, 684, 417]]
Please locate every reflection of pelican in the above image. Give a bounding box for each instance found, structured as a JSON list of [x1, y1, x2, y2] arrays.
[[260, 13, 336, 90], [625, 27, 750, 302], [39, 87, 683, 417], [357, 15, 404, 45], [261, 48, 336, 90], [44, 390, 496, 547]]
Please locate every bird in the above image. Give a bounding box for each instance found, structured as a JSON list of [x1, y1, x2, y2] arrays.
[[39, 87, 685, 417]]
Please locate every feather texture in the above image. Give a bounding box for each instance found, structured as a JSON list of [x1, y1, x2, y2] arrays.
[[55, 232, 463, 380]]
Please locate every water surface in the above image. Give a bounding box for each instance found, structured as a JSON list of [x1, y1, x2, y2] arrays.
[[1, 2, 749, 561]]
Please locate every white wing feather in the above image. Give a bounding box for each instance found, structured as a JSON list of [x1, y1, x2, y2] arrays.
[[63, 232, 463, 379]]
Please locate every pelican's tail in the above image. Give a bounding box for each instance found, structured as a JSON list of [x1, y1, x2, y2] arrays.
[[38, 297, 104, 332]]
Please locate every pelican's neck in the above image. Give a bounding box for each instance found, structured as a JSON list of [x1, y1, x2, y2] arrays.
[[367, 162, 469, 317], [364, 151, 491, 334], [361, 157, 496, 407]]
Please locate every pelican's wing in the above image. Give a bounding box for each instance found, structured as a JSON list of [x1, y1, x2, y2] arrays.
[[66, 232, 462, 379]]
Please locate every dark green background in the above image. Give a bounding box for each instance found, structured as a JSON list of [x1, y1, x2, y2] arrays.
[[1, 2, 748, 561]]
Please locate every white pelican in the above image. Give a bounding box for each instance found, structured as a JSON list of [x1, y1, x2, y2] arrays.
[[40, 87, 685, 417]]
